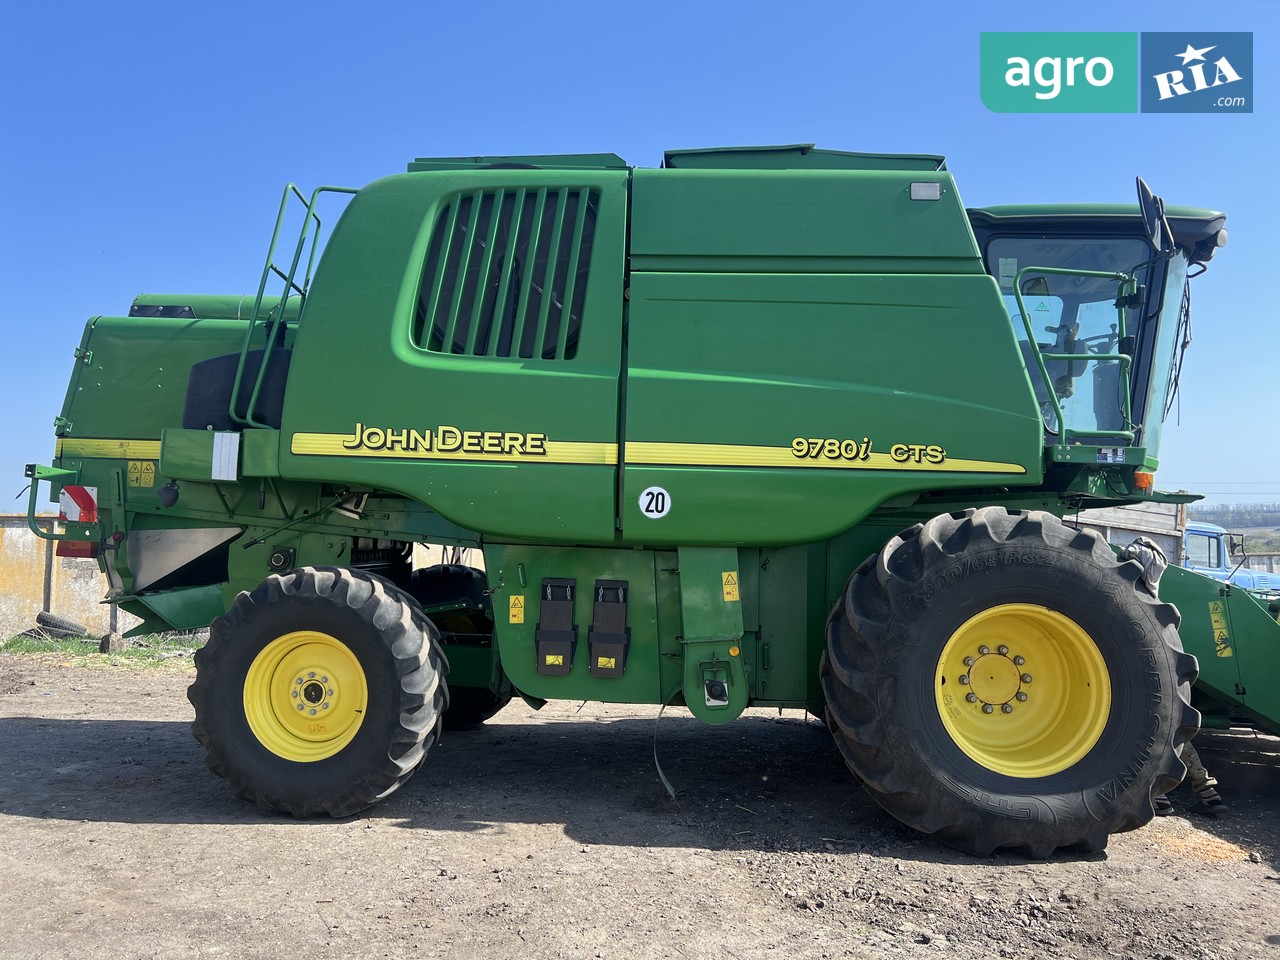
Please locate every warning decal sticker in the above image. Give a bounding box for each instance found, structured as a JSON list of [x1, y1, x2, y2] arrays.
[[1208, 600, 1233, 658]]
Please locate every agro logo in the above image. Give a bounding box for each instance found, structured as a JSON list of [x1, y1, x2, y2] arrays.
[[1140, 33, 1252, 113], [979, 33, 1137, 114], [1152, 43, 1243, 101]]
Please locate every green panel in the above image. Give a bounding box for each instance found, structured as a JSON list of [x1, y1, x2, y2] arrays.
[[1162, 567, 1280, 734], [755, 543, 830, 704], [676, 546, 744, 640], [1050, 444, 1149, 466], [676, 546, 747, 724], [972, 203, 1223, 221], [159, 428, 216, 480], [132, 293, 299, 322], [483, 544, 681, 703], [408, 153, 628, 172], [442, 644, 500, 691], [241, 429, 280, 477], [128, 584, 226, 632], [1159, 565, 1242, 710], [631, 168, 980, 268], [662, 144, 945, 171], [279, 169, 629, 544], [620, 272, 1043, 544], [58, 315, 253, 441]]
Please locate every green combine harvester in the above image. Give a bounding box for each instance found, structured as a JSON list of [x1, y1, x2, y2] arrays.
[[28, 144, 1262, 856]]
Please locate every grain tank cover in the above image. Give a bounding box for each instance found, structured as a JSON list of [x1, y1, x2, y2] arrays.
[[662, 143, 946, 171], [407, 153, 628, 172]]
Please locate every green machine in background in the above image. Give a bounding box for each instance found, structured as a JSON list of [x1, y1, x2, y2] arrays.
[[28, 144, 1237, 856]]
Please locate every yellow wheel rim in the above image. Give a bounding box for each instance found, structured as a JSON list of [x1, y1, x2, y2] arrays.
[[934, 603, 1111, 778], [243, 630, 368, 762]]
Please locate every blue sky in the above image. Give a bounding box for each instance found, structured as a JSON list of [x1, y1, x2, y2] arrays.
[[1, 0, 1273, 506]]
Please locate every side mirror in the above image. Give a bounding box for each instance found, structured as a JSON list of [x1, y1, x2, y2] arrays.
[[1228, 533, 1246, 558], [1136, 177, 1169, 255]]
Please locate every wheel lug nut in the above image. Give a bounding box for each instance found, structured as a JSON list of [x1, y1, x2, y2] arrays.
[[1016, 692, 1028, 702], [296, 704, 304, 711], [291, 690, 298, 699], [1021, 674, 1033, 684], [309, 708, 317, 716], [959, 675, 970, 685], [978, 645, 990, 655], [308, 672, 317, 679], [321, 676, 329, 684], [327, 689, 334, 697], [322, 703, 330, 710], [1013, 656, 1025, 666], [964, 657, 975, 667], [296, 677, 304, 685], [966, 693, 978, 703], [997, 645, 1008, 656], [982, 704, 994, 714], [1002, 703, 1014, 714]]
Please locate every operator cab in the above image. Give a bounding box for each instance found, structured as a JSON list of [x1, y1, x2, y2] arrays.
[[968, 188, 1226, 467]]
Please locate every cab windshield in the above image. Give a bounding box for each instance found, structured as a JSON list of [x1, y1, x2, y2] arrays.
[[986, 236, 1155, 440]]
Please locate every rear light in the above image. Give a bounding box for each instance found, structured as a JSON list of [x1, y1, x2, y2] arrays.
[[57, 540, 98, 558], [1133, 471, 1155, 491]]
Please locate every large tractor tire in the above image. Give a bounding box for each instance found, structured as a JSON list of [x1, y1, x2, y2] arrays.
[[188, 566, 447, 817], [820, 507, 1198, 857], [411, 564, 512, 731]]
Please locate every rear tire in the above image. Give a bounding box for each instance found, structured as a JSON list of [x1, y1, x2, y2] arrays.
[[821, 507, 1198, 857], [188, 566, 447, 817]]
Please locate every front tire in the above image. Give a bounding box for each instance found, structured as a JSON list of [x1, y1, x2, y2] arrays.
[[821, 507, 1198, 857], [189, 566, 447, 817]]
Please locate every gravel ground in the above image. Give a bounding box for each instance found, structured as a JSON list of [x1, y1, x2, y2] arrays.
[[2, 652, 1279, 960]]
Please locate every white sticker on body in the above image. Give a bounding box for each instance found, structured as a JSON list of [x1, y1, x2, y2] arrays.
[[638, 486, 671, 519]]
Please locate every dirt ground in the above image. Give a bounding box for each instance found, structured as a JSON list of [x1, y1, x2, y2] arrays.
[[2, 653, 1280, 960]]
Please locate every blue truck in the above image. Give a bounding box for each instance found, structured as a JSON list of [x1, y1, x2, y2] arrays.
[[1183, 520, 1280, 595]]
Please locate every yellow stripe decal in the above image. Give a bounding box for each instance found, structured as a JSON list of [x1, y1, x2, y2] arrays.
[[290, 432, 618, 465], [624, 441, 1026, 475], [57, 438, 163, 460], [59, 434, 1024, 476]]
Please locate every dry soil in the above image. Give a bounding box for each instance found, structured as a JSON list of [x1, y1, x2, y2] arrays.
[[2, 652, 1279, 960]]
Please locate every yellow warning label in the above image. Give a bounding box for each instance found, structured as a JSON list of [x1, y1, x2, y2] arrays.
[[1208, 601, 1233, 658], [509, 595, 525, 624], [722, 571, 740, 603], [544, 654, 563, 666], [597, 656, 616, 670], [127, 460, 156, 488], [1208, 600, 1227, 631]]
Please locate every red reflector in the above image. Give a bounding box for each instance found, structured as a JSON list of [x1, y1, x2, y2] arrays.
[[58, 485, 98, 523], [56, 540, 99, 558]]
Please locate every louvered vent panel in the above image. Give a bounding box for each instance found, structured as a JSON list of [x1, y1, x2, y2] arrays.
[[412, 187, 598, 360]]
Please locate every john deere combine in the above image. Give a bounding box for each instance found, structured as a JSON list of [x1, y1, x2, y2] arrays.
[[27, 145, 1236, 855]]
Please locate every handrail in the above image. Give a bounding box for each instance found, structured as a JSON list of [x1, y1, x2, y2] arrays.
[[1011, 265, 1137, 446], [229, 184, 358, 428]]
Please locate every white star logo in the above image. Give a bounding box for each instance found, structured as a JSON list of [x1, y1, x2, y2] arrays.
[[1176, 43, 1216, 65]]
